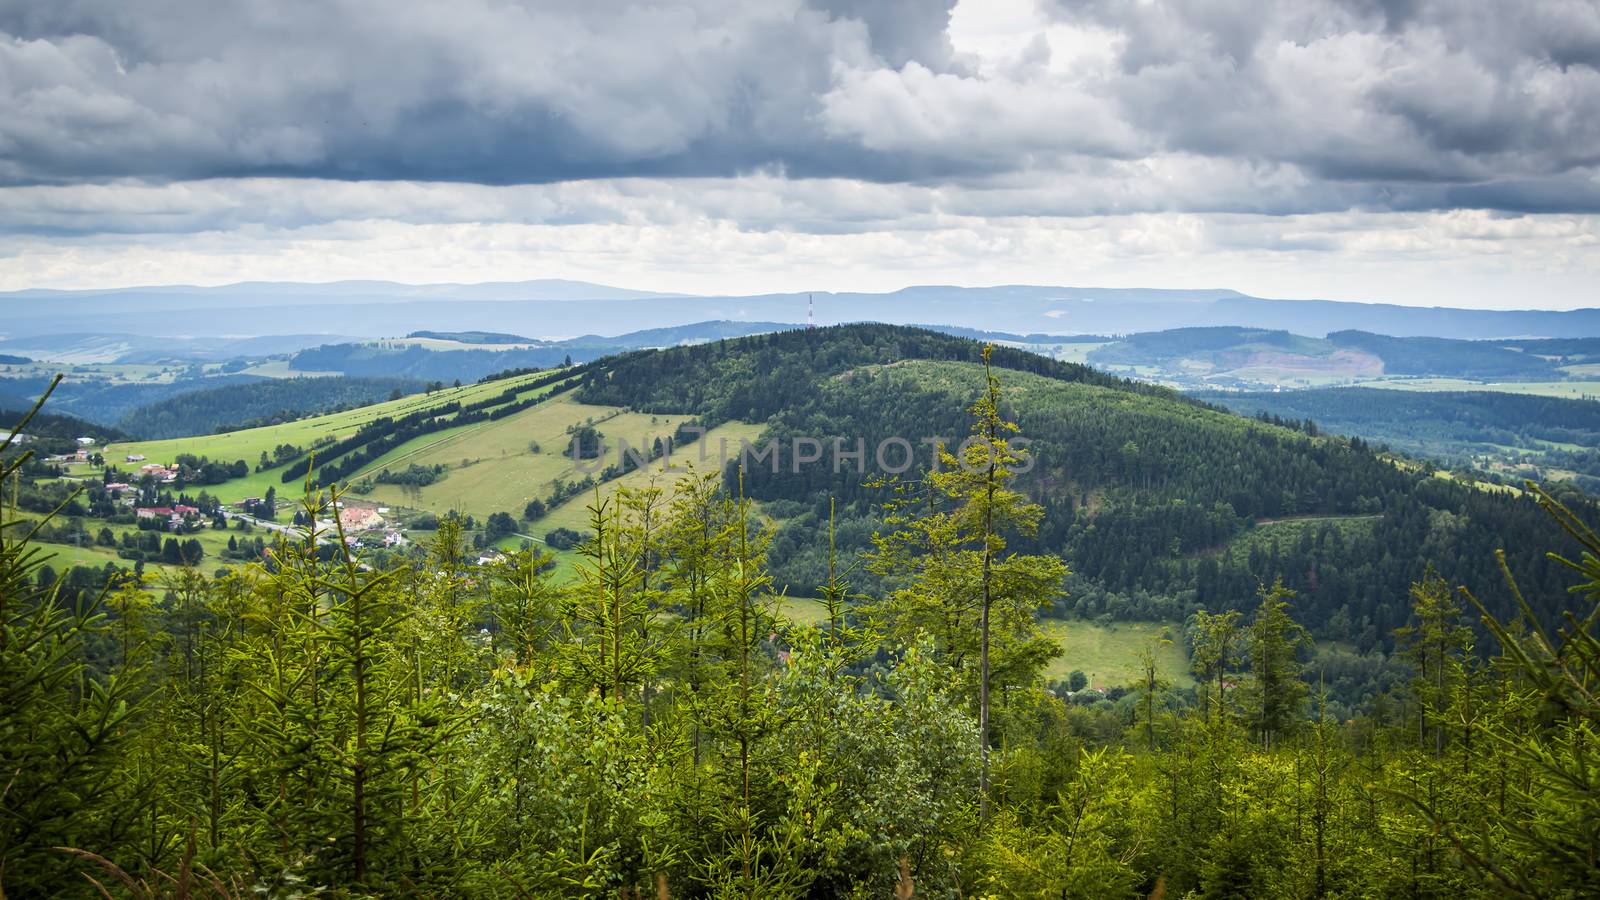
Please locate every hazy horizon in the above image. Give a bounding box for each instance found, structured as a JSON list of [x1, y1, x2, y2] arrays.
[[0, 276, 1594, 314], [3, 0, 1597, 310]]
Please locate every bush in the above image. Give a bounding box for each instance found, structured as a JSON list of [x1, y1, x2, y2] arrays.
[[544, 527, 583, 550]]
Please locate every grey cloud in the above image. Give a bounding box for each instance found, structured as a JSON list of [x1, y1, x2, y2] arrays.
[[1045, 0, 1600, 185], [0, 0, 1597, 221], [0, 0, 930, 184], [811, 0, 962, 70]]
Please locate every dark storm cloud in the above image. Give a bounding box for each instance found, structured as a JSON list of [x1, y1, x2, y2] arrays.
[[0, 0, 990, 187], [1042, 0, 1600, 184], [1, 0, 1598, 216]]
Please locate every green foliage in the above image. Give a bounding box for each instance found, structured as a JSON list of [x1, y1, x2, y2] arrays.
[[5, 366, 1600, 897], [1242, 578, 1312, 748]]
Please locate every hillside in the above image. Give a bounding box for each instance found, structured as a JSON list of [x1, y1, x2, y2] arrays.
[[117, 375, 427, 438], [570, 326, 1585, 645], [80, 325, 1592, 652]]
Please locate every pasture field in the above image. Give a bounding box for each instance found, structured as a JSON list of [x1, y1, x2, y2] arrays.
[[12, 507, 278, 573], [1350, 377, 1600, 400], [778, 596, 832, 627], [238, 359, 340, 378], [100, 372, 565, 503], [31, 541, 170, 575], [1039, 618, 1193, 688], [537, 420, 769, 534], [359, 394, 703, 519], [0, 361, 183, 384], [1016, 341, 1110, 364]]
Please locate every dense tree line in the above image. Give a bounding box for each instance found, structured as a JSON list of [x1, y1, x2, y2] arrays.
[[374, 462, 447, 486], [4, 371, 1599, 897]]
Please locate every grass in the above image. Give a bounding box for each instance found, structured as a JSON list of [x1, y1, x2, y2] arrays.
[[99, 372, 567, 504], [1350, 377, 1600, 400], [238, 359, 340, 378], [537, 420, 769, 534], [12, 507, 279, 577], [29, 540, 166, 575], [1018, 342, 1110, 364], [359, 395, 707, 519], [1, 361, 182, 384], [1039, 618, 1193, 688], [778, 596, 832, 627]]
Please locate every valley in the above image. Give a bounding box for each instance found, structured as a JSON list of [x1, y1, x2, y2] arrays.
[[13, 323, 1593, 697], [7, 315, 1598, 898], [10, 5, 1600, 891]]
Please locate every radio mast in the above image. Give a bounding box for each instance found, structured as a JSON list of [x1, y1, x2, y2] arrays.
[[807, 293, 814, 329]]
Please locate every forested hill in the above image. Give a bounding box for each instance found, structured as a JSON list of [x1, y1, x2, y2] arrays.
[[1, 405, 128, 450], [117, 375, 426, 439], [575, 324, 1589, 652], [575, 322, 1181, 424]]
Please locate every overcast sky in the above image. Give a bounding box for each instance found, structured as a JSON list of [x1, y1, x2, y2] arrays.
[[2, 0, 1597, 307]]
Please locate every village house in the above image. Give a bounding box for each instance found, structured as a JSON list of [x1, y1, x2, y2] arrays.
[[140, 463, 177, 482], [75, 437, 95, 446], [137, 505, 201, 529], [337, 506, 384, 532]]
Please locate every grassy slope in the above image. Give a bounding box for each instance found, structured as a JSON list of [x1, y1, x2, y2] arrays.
[[1352, 377, 1600, 399], [98, 372, 562, 503], [360, 395, 705, 518], [537, 420, 769, 533]]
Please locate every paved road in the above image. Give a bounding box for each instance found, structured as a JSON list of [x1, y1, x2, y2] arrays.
[[223, 510, 337, 545]]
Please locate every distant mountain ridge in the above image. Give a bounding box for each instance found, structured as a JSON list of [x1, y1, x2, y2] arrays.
[[1086, 326, 1585, 384], [3, 281, 1596, 342]]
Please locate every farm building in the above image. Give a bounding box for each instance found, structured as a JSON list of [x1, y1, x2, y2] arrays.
[[338, 506, 384, 532]]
